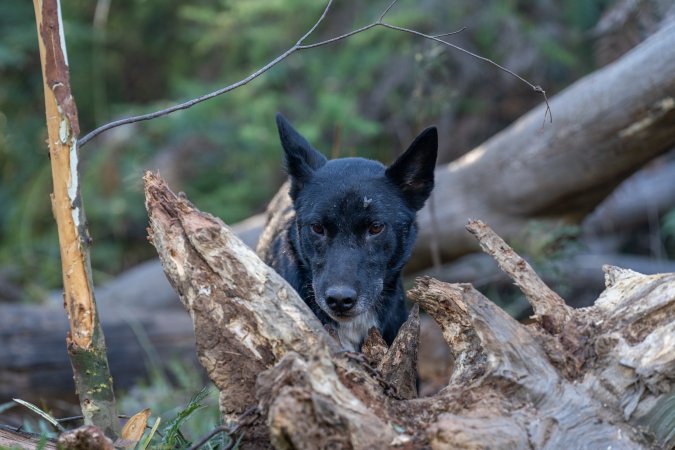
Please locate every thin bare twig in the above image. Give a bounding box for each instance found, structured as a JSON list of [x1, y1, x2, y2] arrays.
[[379, 0, 400, 21], [78, 0, 548, 148], [433, 27, 467, 38]]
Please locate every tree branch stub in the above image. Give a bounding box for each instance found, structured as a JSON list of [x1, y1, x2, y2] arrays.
[[465, 219, 573, 333]]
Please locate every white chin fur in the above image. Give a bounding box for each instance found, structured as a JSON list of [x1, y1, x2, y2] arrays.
[[336, 310, 378, 352]]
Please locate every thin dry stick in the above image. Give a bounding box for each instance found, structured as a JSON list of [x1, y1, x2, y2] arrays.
[[78, 0, 549, 148]]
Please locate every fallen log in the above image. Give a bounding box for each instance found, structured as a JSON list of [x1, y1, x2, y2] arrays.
[[0, 425, 57, 450], [0, 262, 197, 405], [583, 154, 675, 236], [146, 172, 674, 449], [3, 153, 674, 403]]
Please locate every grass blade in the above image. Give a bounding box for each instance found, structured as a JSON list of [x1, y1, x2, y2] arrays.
[[13, 398, 65, 432], [162, 387, 210, 447], [138, 416, 161, 450]]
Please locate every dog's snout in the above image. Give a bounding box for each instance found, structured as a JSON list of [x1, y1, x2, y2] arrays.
[[325, 285, 357, 314]]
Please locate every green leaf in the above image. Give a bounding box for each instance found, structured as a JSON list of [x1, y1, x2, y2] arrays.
[[161, 387, 211, 447], [138, 416, 161, 450]]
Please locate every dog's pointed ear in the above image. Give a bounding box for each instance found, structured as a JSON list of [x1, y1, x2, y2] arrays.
[[276, 113, 327, 198], [385, 127, 438, 211]]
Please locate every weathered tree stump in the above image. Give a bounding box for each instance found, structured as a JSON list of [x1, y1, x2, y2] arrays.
[[145, 172, 674, 449]]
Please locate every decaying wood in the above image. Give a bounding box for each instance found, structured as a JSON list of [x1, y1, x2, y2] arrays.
[[57, 425, 115, 450], [361, 326, 389, 363], [144, 171, 341, 446], [376, 304, 420, 400], [410, 277, 647, 449], [8, 22, 670, 399], [465, 219, 572, 330], [257, 349, 400, 450], [32, 0, 119, 437], [146, 172, 673, 449]]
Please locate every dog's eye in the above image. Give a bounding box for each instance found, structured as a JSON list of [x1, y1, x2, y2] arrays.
[[368, 222, 384, 235], [310, 223, 325, 235]]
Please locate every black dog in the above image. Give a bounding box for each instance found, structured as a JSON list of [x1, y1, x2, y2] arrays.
[[261, 113, 437, 351]]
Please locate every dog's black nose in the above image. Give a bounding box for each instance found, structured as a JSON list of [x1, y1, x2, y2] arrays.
[[325, 286, 357, 313]]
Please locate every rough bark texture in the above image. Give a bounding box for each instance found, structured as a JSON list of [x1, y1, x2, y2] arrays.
[[5, 151, 674, 402], [32, 0, 119, 438], [466, 219, 573, 331], [377, 304, 420, 400], [144, 171, 340, 447], [57, 425, 115, 450], [146, 173, 674, 450]]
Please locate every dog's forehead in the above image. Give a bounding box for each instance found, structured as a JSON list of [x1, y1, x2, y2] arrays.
[[308, 183, 400, 222]]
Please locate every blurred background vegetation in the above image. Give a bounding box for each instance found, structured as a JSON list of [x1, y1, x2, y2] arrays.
[[0, 0, 617, 298], [3, 0, 675, 442]]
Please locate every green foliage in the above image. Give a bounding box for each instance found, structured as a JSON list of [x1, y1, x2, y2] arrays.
[[118, 359, 221, 449], [1, 0, 608, 295], [160, 387, 209, 448], [0, 400, 60, 445], [662, 208, 675, 258], [520, 222, 583, 265]]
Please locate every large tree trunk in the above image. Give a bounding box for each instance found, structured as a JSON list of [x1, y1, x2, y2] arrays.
[[410, 19, 675, 272], [145, 172, 674, 450]]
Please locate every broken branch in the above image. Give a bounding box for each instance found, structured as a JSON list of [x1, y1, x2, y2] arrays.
[[466, 219, 573, 332]]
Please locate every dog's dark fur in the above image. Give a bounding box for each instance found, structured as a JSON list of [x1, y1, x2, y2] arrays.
[[262, 114, 437, 351]]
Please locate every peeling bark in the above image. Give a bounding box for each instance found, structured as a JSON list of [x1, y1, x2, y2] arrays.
[[32, 0, 118, 438], [144, 171, 338, 447]]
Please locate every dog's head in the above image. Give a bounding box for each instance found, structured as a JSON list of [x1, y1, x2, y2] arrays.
[[276, 113, 437, 322]]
